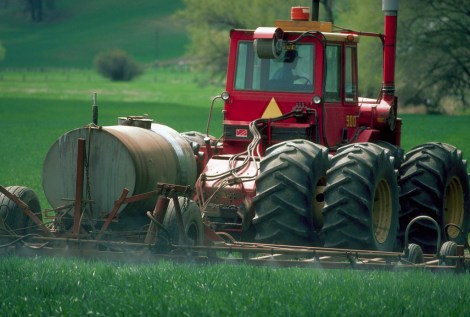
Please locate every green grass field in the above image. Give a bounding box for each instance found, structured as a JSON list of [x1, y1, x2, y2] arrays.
[[0, 256, 469, 317]]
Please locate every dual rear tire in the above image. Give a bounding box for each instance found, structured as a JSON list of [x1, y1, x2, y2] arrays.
[[322, 143, 399, 251], [253, 141, 400, 251], [252, 140, 329, 246]]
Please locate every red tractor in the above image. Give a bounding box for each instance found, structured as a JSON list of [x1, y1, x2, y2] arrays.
[[192, 0, 469, 253], [1, 0, 468, 260]]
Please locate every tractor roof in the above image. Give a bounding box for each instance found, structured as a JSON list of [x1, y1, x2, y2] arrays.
[[231, 31, 359, 44], [275, 19, 333, 32], [275, 20, 359, 43]]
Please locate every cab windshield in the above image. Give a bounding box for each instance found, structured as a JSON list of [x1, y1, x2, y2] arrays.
[[234, 41, 315, 93]]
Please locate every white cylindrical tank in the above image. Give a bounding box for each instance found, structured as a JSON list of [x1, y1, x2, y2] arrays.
[[42, 124, 196, 219]]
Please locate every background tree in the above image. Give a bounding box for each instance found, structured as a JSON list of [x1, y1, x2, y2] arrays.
[[178, 0, 382, 91], [398, 0, 470, 113], [9, 0, 55, 22], [321, 0, 335, 23], [332, 0, 470, 113], [27, 0, 43, 22]]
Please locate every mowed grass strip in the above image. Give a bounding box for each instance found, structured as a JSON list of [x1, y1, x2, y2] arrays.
[[0, 68, 222, 105], [0, 256, 469, 317]]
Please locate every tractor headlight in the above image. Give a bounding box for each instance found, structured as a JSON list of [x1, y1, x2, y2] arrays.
[[221, 91, 230, 101], [313, 95, 322, 104]]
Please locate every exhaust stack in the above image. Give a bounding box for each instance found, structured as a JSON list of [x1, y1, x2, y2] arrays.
[[311, 0, 320, 21], [382, 0, 399, 101]]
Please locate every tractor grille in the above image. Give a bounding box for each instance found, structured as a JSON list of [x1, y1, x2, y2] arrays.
[[224, 124, 315, 143], [271, 126, 315, 141]]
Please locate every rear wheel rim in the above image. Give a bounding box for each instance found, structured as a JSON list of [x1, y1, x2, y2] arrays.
[[444, 176, 464, 239], [372, 179, 392, 244]]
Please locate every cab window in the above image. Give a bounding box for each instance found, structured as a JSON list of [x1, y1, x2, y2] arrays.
[[345, 46, 358, 102], [324, 45, 340, 102], [234, 41, 314, 93]]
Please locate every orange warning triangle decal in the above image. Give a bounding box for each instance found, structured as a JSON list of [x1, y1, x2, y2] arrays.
[[262, 97, 283, 119]]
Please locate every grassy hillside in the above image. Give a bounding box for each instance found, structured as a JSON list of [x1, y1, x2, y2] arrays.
[[0, 0, 186, 68]]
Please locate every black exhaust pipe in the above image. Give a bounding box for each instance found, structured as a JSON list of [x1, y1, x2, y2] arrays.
[[311, 0, 320, 21]]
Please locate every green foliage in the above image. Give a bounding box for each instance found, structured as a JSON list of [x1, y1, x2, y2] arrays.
[[94, 49, 143, 81], [179, 0, 291, 79], [333, 0, 383, 98], [397, 0, 470, 113], [1, 1, 468, 112], [0, 256, 469, 316]]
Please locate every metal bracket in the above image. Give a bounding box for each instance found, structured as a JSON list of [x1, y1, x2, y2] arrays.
[[404, 215, 441, 254]]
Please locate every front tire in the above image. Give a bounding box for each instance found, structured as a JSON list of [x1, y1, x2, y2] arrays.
[[252, 140, 329, 246], [322, 143, 399, 251]]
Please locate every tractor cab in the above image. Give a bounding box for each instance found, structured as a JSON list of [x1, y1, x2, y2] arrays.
[[221, 15, 361, 154], [220, 6, 399, 155]]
